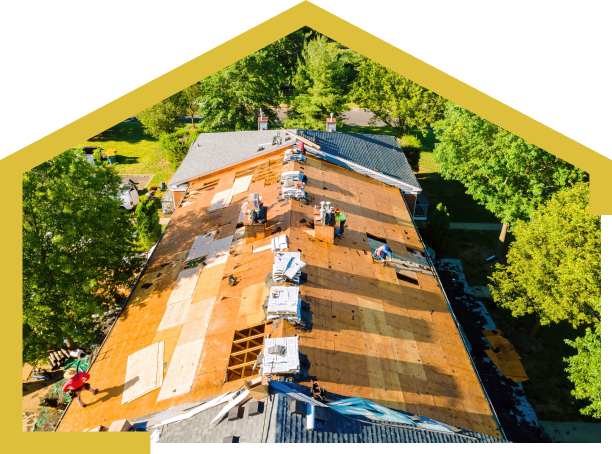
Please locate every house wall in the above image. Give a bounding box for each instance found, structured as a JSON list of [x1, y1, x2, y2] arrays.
[[403, 193, 416, 215]]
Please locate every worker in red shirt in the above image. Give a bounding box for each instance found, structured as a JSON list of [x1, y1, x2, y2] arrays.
[[62, 368, 98, 407]]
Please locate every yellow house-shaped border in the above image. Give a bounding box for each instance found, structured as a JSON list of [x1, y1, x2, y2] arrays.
[[2, 2, 606, 452]]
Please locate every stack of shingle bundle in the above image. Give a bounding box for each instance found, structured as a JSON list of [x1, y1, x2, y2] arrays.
[[272, 252, 306, 284]]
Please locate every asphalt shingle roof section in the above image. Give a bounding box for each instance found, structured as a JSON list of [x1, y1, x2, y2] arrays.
[[169, 129, 420, 192], [136, 388, 507, 443], [168, 130, 297, 187], [297, 129, 421, 190]]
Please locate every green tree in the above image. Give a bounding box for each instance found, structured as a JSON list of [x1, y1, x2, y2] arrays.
[[564, 323, 601, 418], [135, 199, 162, 249], [136, 91, 188, 138], [23, 149, 144, 363], [351, 59, 446, 136], [183, 83, 203, 128], [489, 183, 600, 333], [284, 35, 348, 130], [434, 103, 587, 257], [199, 30, 308, 131], [426, 203, 450, 250], [160, 130, 200, 170]]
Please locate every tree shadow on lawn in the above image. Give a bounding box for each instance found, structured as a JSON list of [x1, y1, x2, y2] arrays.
[[417, 172, 499, 224], [87, 122, 158, 145]]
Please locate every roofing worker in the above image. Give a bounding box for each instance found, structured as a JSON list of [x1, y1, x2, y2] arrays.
[[335, 209, 346, 236], [62, 367, 98, 408], [374, 244, 392, 265]]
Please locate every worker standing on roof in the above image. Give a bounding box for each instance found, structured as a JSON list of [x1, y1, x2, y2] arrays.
[[62, 367, 98, 408], [335, 209, 346, 236], [374, 244, 392, 265]]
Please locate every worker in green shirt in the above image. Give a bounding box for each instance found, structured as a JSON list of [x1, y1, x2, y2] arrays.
[[334, 209, 346, 236]]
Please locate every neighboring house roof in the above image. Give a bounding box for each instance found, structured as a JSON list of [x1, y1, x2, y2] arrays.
[[168, 129, 420, 193], [297, 129, 421, 191], [57, 151, 502, 441], [169, 130, 298, 187], [133, 384, 506, 443]]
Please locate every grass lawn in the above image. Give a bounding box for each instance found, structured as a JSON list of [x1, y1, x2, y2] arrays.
[[77, 121, 181, 187]]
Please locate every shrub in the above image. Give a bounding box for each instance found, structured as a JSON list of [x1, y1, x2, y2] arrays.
[[135, 199, 161, 249], [160, 130, 200, 170], [398, 134, 422, 151], [427, 203, 450, 250]]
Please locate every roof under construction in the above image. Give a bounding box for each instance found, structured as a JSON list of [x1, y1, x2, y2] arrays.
[[56, 148, 503, 441]]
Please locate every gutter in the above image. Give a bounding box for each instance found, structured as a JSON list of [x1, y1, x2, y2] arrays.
[[402, 194, 508, 442], [54, 188, 190, 431]]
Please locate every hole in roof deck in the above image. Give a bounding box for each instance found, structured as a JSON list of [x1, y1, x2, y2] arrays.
[[366, 233, 387, 244], [141, 283, 153, 289], [396, 272, 419, 286]]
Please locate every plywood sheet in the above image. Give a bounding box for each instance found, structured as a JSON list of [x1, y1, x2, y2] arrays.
[[231, 175, 253, 196], [157, 339, 205, 402], [202, 236, 233, 269], [177, 297, 216, 346], [157, 298, 191, 331], [185, 230, 217, 262], [167, 266, 202, 305], [121, 342, 164, 404], [208, 188, 234, 212], [237, 202, 248, 224]]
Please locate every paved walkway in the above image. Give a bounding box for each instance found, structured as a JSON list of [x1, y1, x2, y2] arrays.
[[540, 421, 601, 443]]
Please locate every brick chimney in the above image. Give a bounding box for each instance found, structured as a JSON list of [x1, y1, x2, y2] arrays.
[[258, 116, 268, 131], [326, 113, 336, 132]]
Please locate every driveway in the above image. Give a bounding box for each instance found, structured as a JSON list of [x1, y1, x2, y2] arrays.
[[120, 174, 154, 189]]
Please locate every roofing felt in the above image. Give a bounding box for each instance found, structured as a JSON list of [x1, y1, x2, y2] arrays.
[[57, 152, 501, 439], [168, 129, 298, 187], [297, 129, 421, 190]]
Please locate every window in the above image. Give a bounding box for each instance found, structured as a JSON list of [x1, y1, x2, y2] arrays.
[[225, 322, 270, 382]]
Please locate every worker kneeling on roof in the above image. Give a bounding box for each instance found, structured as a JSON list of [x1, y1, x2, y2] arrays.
[[374, 244, 392, 264]]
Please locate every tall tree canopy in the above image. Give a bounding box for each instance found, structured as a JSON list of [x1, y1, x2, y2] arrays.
[[136, 91, 189, 138], [23, 149, 144, 363], [183, 83, 203, 128], [351, 59, 446, 136], [198, 30, 308, 131], [564, 322, 601, 418], [284, 35, 348, 130], [489, 182, 600, 328], [433, 103, 588, 225]]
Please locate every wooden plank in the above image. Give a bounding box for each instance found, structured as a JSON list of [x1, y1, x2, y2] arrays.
[[121, 342, 164, 404], [157, 298, 191, 331], [177, 297, 216, 346], [208, 188, 234, 212], [157, 339, 205, 402], [185, 230, 217, 262], [167, 266, 202, 305], [231, 175, 253, 196], [202, 236, 233, 269]]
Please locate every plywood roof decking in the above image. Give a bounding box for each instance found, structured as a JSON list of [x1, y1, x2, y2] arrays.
[[57, 153, 501, 439]]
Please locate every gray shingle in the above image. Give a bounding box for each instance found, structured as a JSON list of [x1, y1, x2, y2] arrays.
[[168, 130, 297, 187], [297, 130, 420, 189]]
